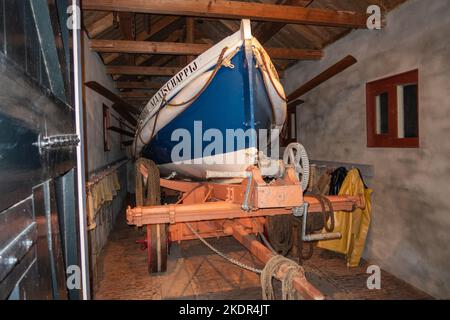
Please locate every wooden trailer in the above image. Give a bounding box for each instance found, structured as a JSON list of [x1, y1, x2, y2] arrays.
[[127, 155, 364, 300]]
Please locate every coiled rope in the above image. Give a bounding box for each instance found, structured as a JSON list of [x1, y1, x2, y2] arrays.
[[261, 255, 304, 300], [253, 46, 287, 102], [266, 216, 294, 256], [186, 222, 305, 300]]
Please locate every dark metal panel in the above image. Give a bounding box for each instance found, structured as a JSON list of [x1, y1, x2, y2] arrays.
[[24, 0, 41, 82], [4, 0, 25, 69], [0, 223, 37, 285], [1, 246, 39, 300], [0, 112, 41, 213], [30, 0, 66, 101], [55, 169, 81, 300], [0, 53, 76, 212], [0, 0, 4, 54], [0, 0, 81, 300], [53, 0, 73, 103], [11, 255, 41, 300], [46, 179, 69, 299], [0, 197, 34, 253], [32, 183, 53, 300]]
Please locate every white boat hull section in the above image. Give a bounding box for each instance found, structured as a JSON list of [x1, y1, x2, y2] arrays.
[[134, 20, 287, 159], [158, 147, 258, 182]]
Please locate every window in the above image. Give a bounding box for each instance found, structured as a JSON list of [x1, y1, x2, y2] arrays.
[[366, 70, 419, 147]]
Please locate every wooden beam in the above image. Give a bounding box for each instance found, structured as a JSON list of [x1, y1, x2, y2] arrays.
[[108, 126, 135, 138], [252, 0, 311, 44], [82, 0, 368, 28], [106, 65, 180, 76], [287, 99, 305, 107], [134, 30, 183, 66], [112, 103, 140, 115], [122, 140, 134, 146], [116, 81, 163, 89], [117, 12, 136, 65], [103, 16, 180, 65], [91, 39, 322, 60], [84, 81, 138, 126], [186, 17, 195, 63], [287, 55, 357, 101], [266, 47, 322, 60], [86, 12, 114, 38], [118, 12, 136, 39], [85, 81, 137, 113], [91, 39, 210, 55], [120, 91, 156, 99]]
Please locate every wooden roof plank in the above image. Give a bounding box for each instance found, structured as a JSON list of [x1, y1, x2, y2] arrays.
[[105, 65, 180, 76], [90, 39, 322, 60], [116, 81, 164, 89], [82, 0, 368, 28]]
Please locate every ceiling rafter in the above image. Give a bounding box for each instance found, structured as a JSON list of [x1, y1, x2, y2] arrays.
[[103, 16, 181, 65], [81, 0, 408, 102], [82, 0, 368, 28], [90, 39, 323, 60]]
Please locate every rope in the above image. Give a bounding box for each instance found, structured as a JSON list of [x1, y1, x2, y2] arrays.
[[185, 222, 263, 274], [266, 215, 294, 256], [254, 46, 287, 102], [308, 194, 335, 232], [261, 255, 305, 300], [186, 222, 305, 300]]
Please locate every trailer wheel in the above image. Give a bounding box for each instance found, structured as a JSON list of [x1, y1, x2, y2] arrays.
[[146, 223, 168, 273]]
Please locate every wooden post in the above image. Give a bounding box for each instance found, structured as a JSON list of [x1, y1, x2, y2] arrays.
[[186, 17, 195, 63]]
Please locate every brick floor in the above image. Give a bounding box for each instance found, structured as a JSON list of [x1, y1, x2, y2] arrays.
[[93, 209, 432, 300]]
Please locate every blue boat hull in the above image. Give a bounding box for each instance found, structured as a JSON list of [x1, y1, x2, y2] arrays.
[[141, 44, 274, 175]]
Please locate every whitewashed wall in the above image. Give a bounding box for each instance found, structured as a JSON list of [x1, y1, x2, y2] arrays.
[[82, 32, 127, 174], [82, 31, 130, 289], [283, 0, 450, 298]]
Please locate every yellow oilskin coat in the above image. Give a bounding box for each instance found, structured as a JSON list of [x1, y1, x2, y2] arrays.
[[317, 169, 372, 267]]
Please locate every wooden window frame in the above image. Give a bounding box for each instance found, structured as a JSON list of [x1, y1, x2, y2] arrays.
[[366, 69, 419, 148]]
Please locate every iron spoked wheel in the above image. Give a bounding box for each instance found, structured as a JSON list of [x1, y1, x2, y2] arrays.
[[146, 223, 168, 274]]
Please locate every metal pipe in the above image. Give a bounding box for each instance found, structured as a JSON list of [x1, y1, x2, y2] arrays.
[[301, 202, 341, 242], [206, 170, 249, 178], [73, 0, 90, 300], [241, 171, 253, 211]]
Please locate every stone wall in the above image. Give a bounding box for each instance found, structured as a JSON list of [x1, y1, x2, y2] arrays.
[[283, 0, 450, 298]]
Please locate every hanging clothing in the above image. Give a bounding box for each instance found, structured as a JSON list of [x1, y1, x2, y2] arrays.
[[86, 170, 121, 230], [308, 165, 331, 195], [317, 168, 372, 267], [329, 167, 348, 195], [316, 171, 331, 195]]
